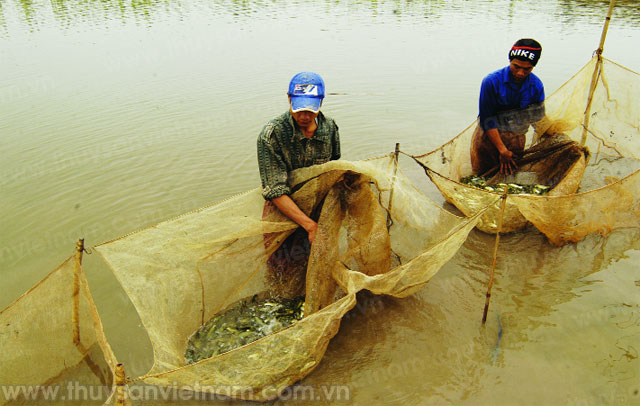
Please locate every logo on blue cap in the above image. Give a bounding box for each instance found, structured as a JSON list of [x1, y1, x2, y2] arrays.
[[293, 84, 320, 96]]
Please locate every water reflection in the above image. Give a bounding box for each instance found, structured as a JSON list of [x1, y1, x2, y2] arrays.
[[6, 0, 173, 31], [2, 0, 639, 35], [557, 0, 640, 26], [0, 2, 6, 33], [17, 0, 36, 26]]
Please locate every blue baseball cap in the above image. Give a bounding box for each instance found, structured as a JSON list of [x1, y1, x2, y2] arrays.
[[287, 72, 325, 113]]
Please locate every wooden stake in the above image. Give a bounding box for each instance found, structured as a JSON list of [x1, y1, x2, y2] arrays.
[[72, 238, 84, 345], [595, 0, 616, 57], [386, 143, 400, 229], [581, 0, 616, 146], [482, 192, 508, 325], [115, 363, 127, 406]]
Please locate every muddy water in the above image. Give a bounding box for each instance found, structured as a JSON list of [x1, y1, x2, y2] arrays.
[[2, 0, 640, 404]]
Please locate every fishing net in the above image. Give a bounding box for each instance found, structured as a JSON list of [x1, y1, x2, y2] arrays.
[[95, 156, 486, 401], [414, 56, 640, 245], [0, 255, 121, 406]]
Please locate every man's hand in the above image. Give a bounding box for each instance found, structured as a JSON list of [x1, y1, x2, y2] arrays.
[[498, 147, 517, 175], [303, 221, 318, 244], [271, 195, 318, 245], [487, 128, 518, 175]]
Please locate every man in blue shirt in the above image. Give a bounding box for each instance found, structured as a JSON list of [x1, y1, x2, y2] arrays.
[[471, 38, 545, 175]]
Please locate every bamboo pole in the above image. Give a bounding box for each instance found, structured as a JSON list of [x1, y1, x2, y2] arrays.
[[115, 363, 127, 406], [386, 143, 400, 229], [580, 0, 616, 146], [72, 238, 84, 345], [482, 192, 508, 325], [595, 0, 616, 57]]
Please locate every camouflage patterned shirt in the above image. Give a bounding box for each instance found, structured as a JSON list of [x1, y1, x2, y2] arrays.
[[257, 111, 340, 200]]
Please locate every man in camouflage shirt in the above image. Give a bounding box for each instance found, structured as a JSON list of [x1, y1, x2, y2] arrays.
[[257, 72, 340, 244]]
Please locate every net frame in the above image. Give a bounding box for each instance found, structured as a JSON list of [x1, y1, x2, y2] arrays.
[[94, 155, 489, 401], [0, 248, 121, 406]]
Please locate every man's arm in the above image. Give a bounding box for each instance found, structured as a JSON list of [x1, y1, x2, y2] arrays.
[[257, 125, 318, 244], [486, 128, 517, 175], [270, 195, 318, 244], [479, 74, 517, 175], [530, 82, 548, 138], [479, 75, 499, 134], [331, 122, 341, 160]]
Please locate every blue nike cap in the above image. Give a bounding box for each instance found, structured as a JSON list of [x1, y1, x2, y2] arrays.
[[287, 72, 325, 113]]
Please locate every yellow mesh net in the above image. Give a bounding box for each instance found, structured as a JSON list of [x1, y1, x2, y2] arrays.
[[414, 56, 640, 245], [95, 156, 485, 401], [0, 254, 120, 406]]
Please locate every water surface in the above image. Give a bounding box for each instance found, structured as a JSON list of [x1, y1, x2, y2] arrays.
[[1, 1, 639, 404]]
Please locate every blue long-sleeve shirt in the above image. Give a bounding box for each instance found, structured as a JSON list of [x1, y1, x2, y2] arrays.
[[479, 65, 545, 132]]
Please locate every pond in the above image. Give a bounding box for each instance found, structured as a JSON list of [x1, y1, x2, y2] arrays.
[[1, 0, 639, 404]]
